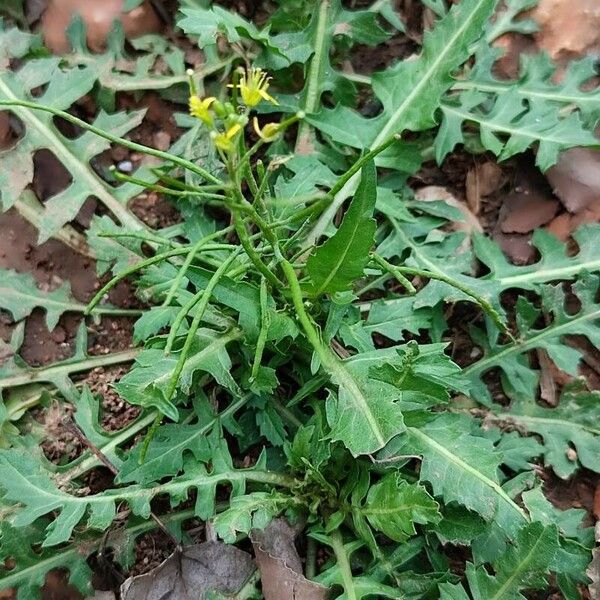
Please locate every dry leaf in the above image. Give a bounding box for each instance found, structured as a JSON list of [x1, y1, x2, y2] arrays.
[[415, 185, 483, 234], [546, 148, 600, 214], [465, 161, 504, 214], [120, 542, 256, 600], [251, 519, 329, 600], [534, 0, 600, 60], [42, 0, 161, 54]]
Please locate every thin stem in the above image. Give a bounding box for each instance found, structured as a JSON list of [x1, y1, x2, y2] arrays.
[[250, 277, 270, 381], [85, 244, 234, 313], [0, 100, 222, 185], [306, 537, 317, 579], [330, 530, 357, 600], [233, 211, 282, 288], [162, 228, 234, 308], [370, 253, 416, 295], [165, 250, 242, 399], [295, 0, 330, 152]]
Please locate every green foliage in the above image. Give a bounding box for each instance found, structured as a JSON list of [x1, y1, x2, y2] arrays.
[[1, 0, 599, 598], [307, 161, 377, 295]]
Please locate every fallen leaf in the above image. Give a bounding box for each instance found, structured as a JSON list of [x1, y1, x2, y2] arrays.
[[546, 148, 600, 214], [415, 185, 483, 234], [251, 519, 329, 600], [120, 542, 256, 600], [465, 161, 504, 214], [493, 33, 537, 79], [534, 0, 600, 60], [42, 0, 161, 54]]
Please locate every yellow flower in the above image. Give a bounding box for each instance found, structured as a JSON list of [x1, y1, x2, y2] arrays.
[[253, 117, 280, 142], [211, 123, 242, 152], [229, 68, 278, 107], [189, 95, 215, 126]]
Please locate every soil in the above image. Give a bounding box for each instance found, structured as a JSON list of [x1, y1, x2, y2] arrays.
[[0, 0, 598, 598]]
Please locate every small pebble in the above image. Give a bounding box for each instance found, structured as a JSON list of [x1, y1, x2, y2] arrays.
[[117, 160, 133, 173]]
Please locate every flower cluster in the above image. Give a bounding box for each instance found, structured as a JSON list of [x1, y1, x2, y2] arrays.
[[188, 66, 282, 153]]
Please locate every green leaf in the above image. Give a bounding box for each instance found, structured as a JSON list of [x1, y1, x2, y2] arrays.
[[213, 491, 289, 543], [437, 89, 599, 171], [0, 27, 145, 240], [361, 473, 440, 542], [466, 274, 600, 405], [0, 433, 291, 547], [381, 413, 529, 536], [307, 0, 498, 147], [0, 521, 93, 598], [115, 328, 243, 420], [117, 395, 249, 485], [455, 47, 599, 124], [494, 386, 600, 479], [0, 268, 85, 330], [324, 347, 406, 456], [307, 161, 377, 295], [442, 523, 561, 600]]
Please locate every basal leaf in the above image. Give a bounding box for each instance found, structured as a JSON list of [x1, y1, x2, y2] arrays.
[[306, 0, 498, 148], [494, 386, 600, 479], [307, 161, 376, 295], [441, 523, 561, 600], [361, 473, 441, 542], [437, 89, 599, 171], [0, 26, 146, 241], [0, 268, 85, 331], [466, 274, 600, 405], [380, 413, 529, 537]]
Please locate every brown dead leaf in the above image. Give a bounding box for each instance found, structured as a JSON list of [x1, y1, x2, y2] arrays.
[[251, 519, 329, 600], [415, 185, 483, 235], [534, 0, 600, 60], [493, 33, 537, 79], [546, 148, 600, 214], [120, 542, 256, 600], [465, 161, 504, 214], [42, 0, 161, 54]]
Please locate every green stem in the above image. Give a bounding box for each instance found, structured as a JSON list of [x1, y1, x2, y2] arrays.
[[0, 100, 222, 185], [250, 277, 270, 381], [85, 244, 234, 313], [0, 349, 138, 390], [302, 135, 400, 250], [162, 229, 234, 308], [233, 211, 282, 288], [165, 250, 242, 399], [330, 530, 357, 600], [295, 0, 330, 153], [370, 253, 416, 294]]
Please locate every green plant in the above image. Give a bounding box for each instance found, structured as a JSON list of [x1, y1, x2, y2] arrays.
[[0, 0, 598, 598]]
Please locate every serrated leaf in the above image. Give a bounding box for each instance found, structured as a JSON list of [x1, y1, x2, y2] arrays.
[[466, 274, 600, 406], [0, 268, 86, 330], [0, 28, 146, 241], [380, 413, 529, 537], [115, 328, 243, 421], [307, 0, 497, 148], [213, 491, 288, 543], [446, 523, 561, 600], [361, 473, 441, 542], [437, 89, 599, 171], [307, 161, 377, 295], [494, 387, 600, 479], [0, 433, 283, 547], [0, 521, 93, 598]]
